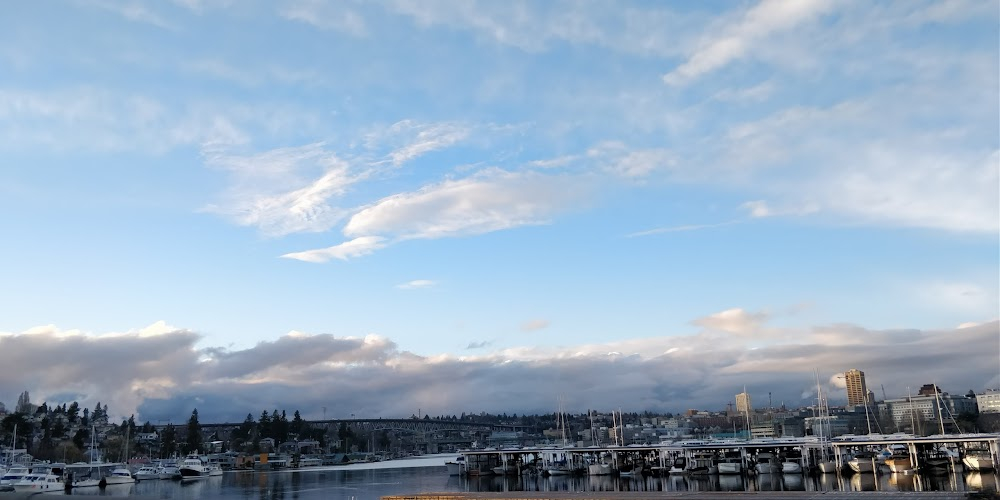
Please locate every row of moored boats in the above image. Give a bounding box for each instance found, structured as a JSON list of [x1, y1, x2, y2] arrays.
[[0, 454, 223, 494]]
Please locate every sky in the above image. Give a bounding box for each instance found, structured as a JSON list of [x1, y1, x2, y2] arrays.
[[0, 0, 997, 424]]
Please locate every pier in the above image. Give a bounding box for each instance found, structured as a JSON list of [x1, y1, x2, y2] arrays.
[[452, 433, 1000, 477]]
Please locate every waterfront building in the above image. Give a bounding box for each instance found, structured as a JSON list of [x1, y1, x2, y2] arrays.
[[975, 389, 1000, 413], [845, 369, 869, 406], [879, 390, 978, 433]]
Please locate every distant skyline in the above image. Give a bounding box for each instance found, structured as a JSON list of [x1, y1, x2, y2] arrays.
[[0, 0, 997, 423]]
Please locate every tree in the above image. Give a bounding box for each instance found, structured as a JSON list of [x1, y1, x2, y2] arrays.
[[185, 409, 202, 453], [67, 402, 80, 423], [290, 410, 304, 436], [15, 391, 31, 414], [82, 408, 90, 427], [258, 411, 272, 442], [161, 424, 177, 457], [72, 428, 88, 450]]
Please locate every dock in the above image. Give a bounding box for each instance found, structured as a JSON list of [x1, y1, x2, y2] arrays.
[[382, 492, 988, 499]]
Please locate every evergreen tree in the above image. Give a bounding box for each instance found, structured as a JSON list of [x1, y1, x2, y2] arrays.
[[290, 410, 304, 436], [161, 424, 177, 457], [82, 408, 90, 427], [258, 411, 272, 442], [67, 402, 80, 423], [185, 409, 202, 453]]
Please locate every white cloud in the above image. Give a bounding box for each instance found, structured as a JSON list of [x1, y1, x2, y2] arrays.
[[2, 319, 996, 421], [663, 0, 836, 86], [587, 142, 675, 178], [83, 0, 178, 30], [343, 169, 592, 241], [367, 120, 472, 166], [279, 0, 368, 36], [627, 220, 740, 238], [280, 236, 386, 263], [520, 319, 550, 332], [203, 143, 361, 237], [692, 308, 770, 336], [396, 279, 437, 290]]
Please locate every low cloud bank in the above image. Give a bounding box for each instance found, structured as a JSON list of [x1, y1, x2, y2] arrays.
[[0, 316, 996, 423]]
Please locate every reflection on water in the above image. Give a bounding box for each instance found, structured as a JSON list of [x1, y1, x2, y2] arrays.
[[51, 461, 1000, 499]]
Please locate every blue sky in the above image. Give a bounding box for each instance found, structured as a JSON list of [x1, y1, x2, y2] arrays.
[[0, 0, 997, 422]]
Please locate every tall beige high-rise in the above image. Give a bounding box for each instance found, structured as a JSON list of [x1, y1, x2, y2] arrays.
[[845, 369, 868, 406], [736, 390, 753, 414]]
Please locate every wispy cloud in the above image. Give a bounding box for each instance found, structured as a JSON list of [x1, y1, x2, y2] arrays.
[[465, 340, 491, 349], [662, 0, 836, 86], [82, 0, 178, 30], [281, 236, 386, 263], [627, 220, 741, 238], [279, 0, 368, 36], [396, 279, 437, 290], [520, 319, 550, 332]]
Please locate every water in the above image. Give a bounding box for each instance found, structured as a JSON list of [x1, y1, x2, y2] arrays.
[[50, 454, 1000, 499]]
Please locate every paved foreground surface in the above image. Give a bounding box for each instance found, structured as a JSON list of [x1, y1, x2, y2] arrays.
[[383, 492, 996, 499]]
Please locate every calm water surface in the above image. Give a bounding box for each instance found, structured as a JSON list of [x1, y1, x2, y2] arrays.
[[55, 454, 1000, 499]]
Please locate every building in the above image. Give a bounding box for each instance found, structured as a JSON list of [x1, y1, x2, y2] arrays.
[[736, 391, 753, 414], [879, 391, 978, 433], [976, 389, 1000, 413], [845, 369, 869, 406]]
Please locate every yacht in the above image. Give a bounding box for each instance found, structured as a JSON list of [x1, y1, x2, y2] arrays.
[[134, 465, 160, 481], [103, 466, 135, 485], [717, 456, 743, 475], [179, 454, 210, 480], [11, 465, 65, 494], [0, 466, 31, 486], [781, 450, 803, 474]]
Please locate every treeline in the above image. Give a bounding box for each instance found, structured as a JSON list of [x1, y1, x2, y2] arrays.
[[228, 409, 327, 452]]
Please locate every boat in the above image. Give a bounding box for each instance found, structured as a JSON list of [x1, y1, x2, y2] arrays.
[[207, 464, 224, 477], [688, 452, 717, 475], [754, 452, 781, 474], [667, 456, 687, 475], [134, 465, 160, 481], [103, 466, 135, 485], [884, 453, 913, 474], [963, 451, 995, 471], [445, 456, 465, 476], [848, 452, 876, 473], [781, 449, 803, 473], [0, 466, 31, 486], [158, 461, 181, 480], [11, 465, 65, 494], [179, 454, 211, 480], [717, 455, 743, 475]]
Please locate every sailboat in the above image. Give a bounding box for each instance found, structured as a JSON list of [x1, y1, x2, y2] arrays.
[[813, 373, 838, 473]]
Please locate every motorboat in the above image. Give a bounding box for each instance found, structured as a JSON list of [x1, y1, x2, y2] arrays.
[[781, 450, 803, 473], [11, 466, 64, 494], [0, 466, 31, 486], [963, 451, 995, 471], [134, 465, 160, 481], [717, 456, 743, 475], [179, 454, 210, 480], [103, 466, 135, 485], [688, 452, 717, 475], [884, 453, 913, 474], [848, 452, 876, 473], [158, 461, 181, 480], [754, 452, 781, 474], [668, 456, 687, 475]]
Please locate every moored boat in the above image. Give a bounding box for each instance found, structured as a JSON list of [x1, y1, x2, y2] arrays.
[[179, 454, 210, 480], [134, 465, 160, 481], [755, 452, 781, 474], [963, 452, 995, 471], [884, 453, 913, 474], [848, 452, 876, 473]]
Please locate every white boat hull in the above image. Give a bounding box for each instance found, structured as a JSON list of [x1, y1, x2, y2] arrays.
[[781, 462, 802, 474], [717, 462, 742, 475], [963, 456, 995, 471], [848, 459, 875, 473], [817, 461, 838, 473], [587, 463, 611, 475]]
